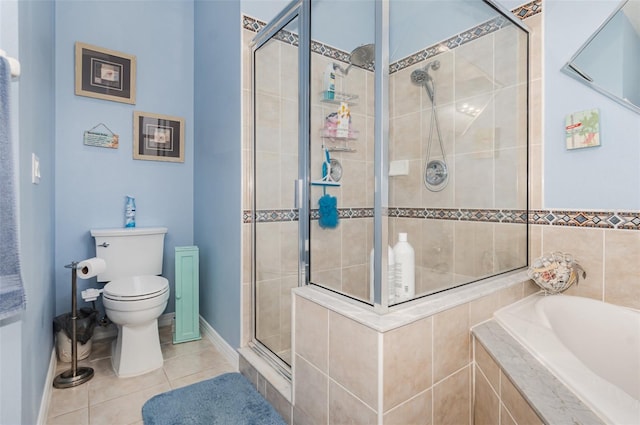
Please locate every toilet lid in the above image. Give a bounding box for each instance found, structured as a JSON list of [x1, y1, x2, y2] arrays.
[[103, 275, 169, 298]]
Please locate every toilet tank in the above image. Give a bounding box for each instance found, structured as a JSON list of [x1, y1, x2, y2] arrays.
[[90, 227, 168, 282]]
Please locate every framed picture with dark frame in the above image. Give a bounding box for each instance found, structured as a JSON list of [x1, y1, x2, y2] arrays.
[[75, 42, 136, 104], [133, 111, 185, 163]]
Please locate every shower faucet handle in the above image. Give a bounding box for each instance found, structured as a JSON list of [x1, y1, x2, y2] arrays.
[[98, 242, 110, 248]]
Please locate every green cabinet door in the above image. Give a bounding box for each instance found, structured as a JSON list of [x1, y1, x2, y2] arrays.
[[173, 246, 201, 344]]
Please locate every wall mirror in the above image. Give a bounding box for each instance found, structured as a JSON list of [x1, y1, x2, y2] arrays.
[[562, 0, 640, 114]]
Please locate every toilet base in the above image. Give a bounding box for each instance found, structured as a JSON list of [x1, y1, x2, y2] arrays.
[[111, 319, 163, 378]]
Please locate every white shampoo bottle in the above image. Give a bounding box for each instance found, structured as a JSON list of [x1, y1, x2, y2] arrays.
[[393, 233, 415, 301]]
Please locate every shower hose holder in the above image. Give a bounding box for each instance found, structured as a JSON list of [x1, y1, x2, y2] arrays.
[[53, 261, 95, 389]]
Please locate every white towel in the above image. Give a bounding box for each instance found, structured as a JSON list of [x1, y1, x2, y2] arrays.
[[0, 56, 25, 320]]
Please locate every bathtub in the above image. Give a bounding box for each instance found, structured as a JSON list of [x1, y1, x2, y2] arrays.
[[494, 294, 640, 425]]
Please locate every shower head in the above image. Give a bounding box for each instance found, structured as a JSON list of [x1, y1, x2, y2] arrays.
[[410, 69, 431, 85], [410, 60, 440, 85], [349, 44, 375, 67], [335, 43, 375, 75]]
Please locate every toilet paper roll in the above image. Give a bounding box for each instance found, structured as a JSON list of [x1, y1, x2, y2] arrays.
[[76, 258, 106, 279]]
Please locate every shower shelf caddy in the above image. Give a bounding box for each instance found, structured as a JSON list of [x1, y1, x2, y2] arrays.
[[319, 92, 359, 105], [319, 91, 360, 152]]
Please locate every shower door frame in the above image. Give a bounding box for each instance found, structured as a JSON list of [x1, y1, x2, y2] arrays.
[[249, 0, 310, 377]]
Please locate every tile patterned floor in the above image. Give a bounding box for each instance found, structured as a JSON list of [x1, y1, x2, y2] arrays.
[[46, 326, 236, 425]]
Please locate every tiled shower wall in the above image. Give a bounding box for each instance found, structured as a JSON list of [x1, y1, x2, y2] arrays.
[[388, 21, 528, 294]]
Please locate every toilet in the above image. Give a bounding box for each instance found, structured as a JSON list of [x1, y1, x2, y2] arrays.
[[90, 227, 170, 378]]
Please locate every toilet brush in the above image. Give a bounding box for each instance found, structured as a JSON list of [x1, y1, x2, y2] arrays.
[[53, 262, 94, 388]]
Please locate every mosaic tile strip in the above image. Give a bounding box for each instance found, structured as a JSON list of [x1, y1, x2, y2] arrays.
[[530, 210, 640, 230], [243, 15, 353, 66], [513, 0, 542, 20], [388, 208, 527, 224], [244, 0, 541, 74], [245, 207, 640, 231], [242, 15, 267, 34]]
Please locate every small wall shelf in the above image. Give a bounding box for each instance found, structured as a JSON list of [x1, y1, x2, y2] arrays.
[[320, 92, 359, 105]]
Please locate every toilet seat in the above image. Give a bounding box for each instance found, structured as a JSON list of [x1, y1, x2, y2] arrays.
[[103, 275, 169, 302]]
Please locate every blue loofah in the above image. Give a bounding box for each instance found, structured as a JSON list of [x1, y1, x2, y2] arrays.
[[318, 194, 339, 228]]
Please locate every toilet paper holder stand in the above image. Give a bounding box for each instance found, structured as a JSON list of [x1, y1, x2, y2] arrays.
[[53, 261, 95, 388]]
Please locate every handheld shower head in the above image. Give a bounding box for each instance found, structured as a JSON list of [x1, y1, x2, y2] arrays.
[[410, 69, 431, 85], [410, 60, 441, 101]]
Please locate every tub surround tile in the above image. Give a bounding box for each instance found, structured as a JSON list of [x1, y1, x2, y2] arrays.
[[328, 312, 379, 408], [294, 355, 328, 425], [433, 366, 471, 425], [328, 381, 378, 424], [383, 317, 432, 411], [500, 372, 543, 425], [474, 367, 500, 425], [294, 296, 328, 372], [433, 303, 470, 382], [472, 321, 605, 425], [475, 341, 500, 391], [383, 389, 432, 425], [604, 230, 640, 310], [294, 270, 529, 333]]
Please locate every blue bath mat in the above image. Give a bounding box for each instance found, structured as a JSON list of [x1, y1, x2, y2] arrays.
[[142, 372, 285, 425]]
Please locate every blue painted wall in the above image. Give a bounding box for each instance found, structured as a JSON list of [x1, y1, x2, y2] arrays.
[[545, 0, 640, 210], [54, 1, 195, 316], [0, 0, 55, 423], [194, 0, 242, 350]]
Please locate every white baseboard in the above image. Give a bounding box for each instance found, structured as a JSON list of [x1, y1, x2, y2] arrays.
[[199, 315, 239, 370], [37, 347, 57, 425]]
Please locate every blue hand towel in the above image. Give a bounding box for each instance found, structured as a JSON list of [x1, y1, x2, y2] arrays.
[[0, 57, 26, 320]]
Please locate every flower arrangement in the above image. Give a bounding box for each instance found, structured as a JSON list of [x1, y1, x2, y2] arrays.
[[528, 252, 586, 295]]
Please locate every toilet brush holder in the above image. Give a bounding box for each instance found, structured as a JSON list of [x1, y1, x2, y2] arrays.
[[53, 262, 94, 388]]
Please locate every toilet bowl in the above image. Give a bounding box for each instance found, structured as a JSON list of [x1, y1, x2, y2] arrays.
[[90, 226, 170, 378], [102, 275, 170, 377]]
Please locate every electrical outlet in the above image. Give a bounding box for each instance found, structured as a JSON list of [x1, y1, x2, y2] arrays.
[[31, 153, 40, 184]]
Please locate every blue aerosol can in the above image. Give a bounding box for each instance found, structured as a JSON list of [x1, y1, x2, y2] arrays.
[[124, 196, 136, 228]]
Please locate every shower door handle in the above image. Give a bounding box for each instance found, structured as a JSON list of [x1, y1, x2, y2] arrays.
[[294, 179, 303, 209]]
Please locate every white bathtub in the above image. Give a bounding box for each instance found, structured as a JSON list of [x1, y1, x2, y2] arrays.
[[494, 294, 640, 425]]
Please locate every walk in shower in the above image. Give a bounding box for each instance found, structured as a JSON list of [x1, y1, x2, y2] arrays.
[[250, 0, 529, 369]]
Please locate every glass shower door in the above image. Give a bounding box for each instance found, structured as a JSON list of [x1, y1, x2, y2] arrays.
[[252, 15, 299, 366]]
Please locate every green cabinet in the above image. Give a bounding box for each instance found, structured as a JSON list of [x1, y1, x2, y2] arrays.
[[173, 246, 201, 344]]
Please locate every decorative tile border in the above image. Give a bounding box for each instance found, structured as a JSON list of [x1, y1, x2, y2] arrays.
[[389, 15, 508, 74], [512, 0, 542, 20], [244, 207, 640, 231], [243, 0, 542, 73], [529, 210, 640, 230]]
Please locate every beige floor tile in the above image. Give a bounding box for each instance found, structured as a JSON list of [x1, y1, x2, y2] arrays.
[[162, 347, 230, 381], [47, 384, 89, 418], [47, 407, 88, 425], [88, 367, 168, 406], [169, 364, 235, 390], [47, 326, 236, 424], [89, 382, 170, 425], [160, 337, 212, 360]]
